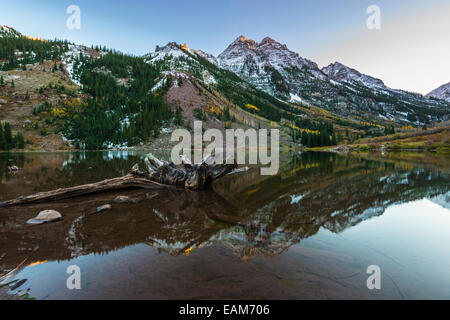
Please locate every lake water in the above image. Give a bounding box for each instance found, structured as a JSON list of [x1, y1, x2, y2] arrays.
[[0, 151, 449, 300]]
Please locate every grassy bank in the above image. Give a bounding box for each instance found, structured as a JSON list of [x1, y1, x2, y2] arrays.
[[350, 123, 450, 153]]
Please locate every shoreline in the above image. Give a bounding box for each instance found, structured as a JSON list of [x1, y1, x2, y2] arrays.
[[1, 146, 449, 154], [307, 145, 450, 154]]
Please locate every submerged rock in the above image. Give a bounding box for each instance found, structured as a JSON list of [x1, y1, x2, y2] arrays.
[[27, 210, 62, 225], [113, 196, 139, 204], [97, 204, 112, 213]]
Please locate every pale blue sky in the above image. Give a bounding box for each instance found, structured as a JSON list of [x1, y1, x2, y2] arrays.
[[1, 0, 448, 94]]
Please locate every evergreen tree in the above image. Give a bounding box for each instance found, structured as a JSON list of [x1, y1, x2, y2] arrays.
[[0, 123, 5, 150], [307, 133, 312, 147], [332, 134, 337, 146], [15, 132, 25, 149], [4, 122, 13, 149], [174, 107, 184, 126], [223, 107, 231, 121], [301, 132, 306, 146]]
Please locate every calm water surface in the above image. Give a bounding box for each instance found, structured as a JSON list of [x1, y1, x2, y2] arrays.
[[0, 151, 449, 300]]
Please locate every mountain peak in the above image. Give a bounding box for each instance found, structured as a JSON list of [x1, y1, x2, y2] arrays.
[[426, 82, 450, 102], [231, 35, 257, 49], [0, 25, 22, 38], [0, 25, 14, 31], [233, 35, 253, 44], [260, 37, 276, 45], [145, 41, 219, 67], [217, 34, 322, 98], [322, 61, 386, 89], [329, 61, 344, 68], [229, 35, 284, 50], [144, 41, 190, 63]]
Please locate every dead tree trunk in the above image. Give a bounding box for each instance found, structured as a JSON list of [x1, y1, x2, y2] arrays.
[[0, 153, 238, 208]]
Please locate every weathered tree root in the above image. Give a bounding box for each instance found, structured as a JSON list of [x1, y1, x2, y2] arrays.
[[0, 153, 238, 208], [141, 153, 237, 189]]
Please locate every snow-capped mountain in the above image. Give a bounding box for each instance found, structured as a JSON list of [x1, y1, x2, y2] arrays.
[[145, 42, 218, 67], [426, 82, 450, 102], [144, 37, 449, 125], [217, 35, 449, 124], [322, 61, 386, 90], [144, 42, 191, 63], [217, 35, 326, 100], [218, 35, 320, 74], [143, 42, 219, 87]]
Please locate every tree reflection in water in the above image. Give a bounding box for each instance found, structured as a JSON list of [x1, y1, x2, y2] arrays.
[[0, 151, 448, 275]]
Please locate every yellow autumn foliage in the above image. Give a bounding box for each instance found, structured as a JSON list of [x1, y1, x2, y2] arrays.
[[245, 104, 260, 111], [50, 98, 87, 119], [51, 108, 67, 118], [206, 102, 222, 115], [286, 123, 320, 135]]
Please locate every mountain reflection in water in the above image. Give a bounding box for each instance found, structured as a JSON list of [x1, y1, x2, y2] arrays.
[[0, 151, 449, 299]]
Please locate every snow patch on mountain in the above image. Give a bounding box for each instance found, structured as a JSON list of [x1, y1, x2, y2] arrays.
[[63, 44, 105, 86], [426, 82, 450, 102], [289, 93, 303, 103], [0, 25, 22, 38], [144, 42, 192, 63], [322, 62, 386, 90], [191, 49, 218, 66], [63, 45, 85, 86], [150, 76, 169, 93]]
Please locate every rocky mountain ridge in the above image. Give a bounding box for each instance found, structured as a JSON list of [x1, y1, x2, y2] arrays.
[[215, 35, 449, 124], [427, 82, 450, 103]]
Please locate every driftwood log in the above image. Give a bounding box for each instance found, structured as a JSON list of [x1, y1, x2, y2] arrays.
[[0, 153, 238, 208]]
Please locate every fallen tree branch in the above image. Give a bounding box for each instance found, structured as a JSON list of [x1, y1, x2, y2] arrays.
[[0, 153, 238, 208], [0, 175, 166, 208]]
